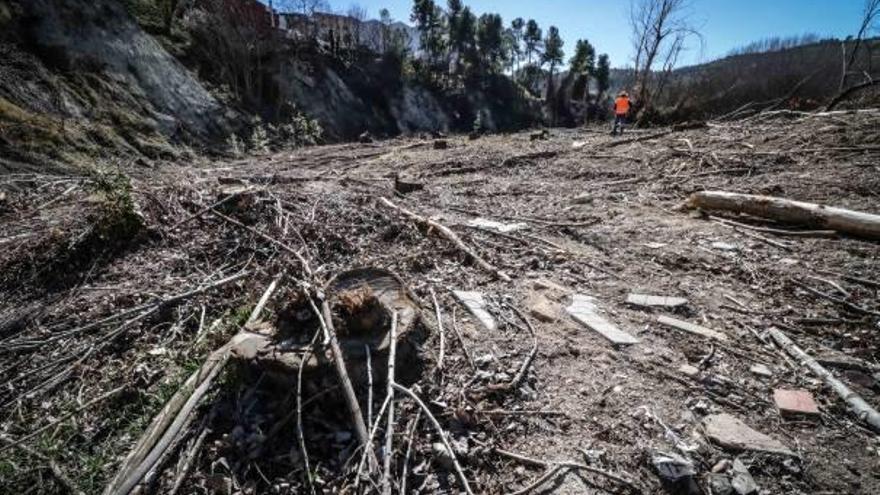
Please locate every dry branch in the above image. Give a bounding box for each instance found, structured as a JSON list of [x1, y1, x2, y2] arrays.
[[689, 191, 880, 240], [378, 197, 511, 282], [769, 327, 880, 433]]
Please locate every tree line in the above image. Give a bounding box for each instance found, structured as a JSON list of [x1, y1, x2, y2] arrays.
[[406, 0, 611, 106]]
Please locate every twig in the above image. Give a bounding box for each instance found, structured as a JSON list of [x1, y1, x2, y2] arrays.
[[450, 306, 476, 370], [297, 328, 321, 495], [365, 344, 373, 428], [315, 298, 370, 448], [0, 385, 125, 455], [378, 197, 511, 282], [790, 278, 880, 316], [495, 448, 641, 493], [381, 312, 398, 495], [105, 278, 276, 495], [710, 216, 837, 238], [390, 383, 475, 495], [511, 465, 567, 495], [0, 434, 84, 494], [488, 306, 538, 392], [399, 409, 422, 495], [171, 188, 255, 230], [430, 289, 445, 372], [816, 270, 880, 289], [210, 208, 312, 277], [168, 424, 209, 495], [805, 275, 851, 298]]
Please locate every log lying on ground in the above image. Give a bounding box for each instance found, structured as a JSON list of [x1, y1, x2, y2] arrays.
[[769, 327, 880, 433], [688, 191, 880, 240]]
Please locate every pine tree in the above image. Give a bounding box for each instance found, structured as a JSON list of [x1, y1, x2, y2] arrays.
[[595, 53, 611, 100], [510, 18, 525, 74], [412, 0, 445, 68], [476, 13, 505, 73], [523, 19, 542, 66], [543, 26, 564, 124], [570, 39, 596, 102]]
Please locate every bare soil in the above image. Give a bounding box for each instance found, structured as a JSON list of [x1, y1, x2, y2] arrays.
[[1, 110, 879, 494]]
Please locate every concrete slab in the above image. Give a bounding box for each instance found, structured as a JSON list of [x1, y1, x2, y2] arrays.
[[566, 294, 639, 345], [657, 315, 728, 341], [703, 414, 793, 456], [452, 291, 496, 331], [627, 293, 688, 308], [750, 364, 773, 378], [773, 389, 820, 417]]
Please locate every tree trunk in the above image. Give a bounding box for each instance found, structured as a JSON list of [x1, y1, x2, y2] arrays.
[[688, 191, 880, 240]]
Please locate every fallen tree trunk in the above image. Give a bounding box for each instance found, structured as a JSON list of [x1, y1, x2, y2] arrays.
[[769, 327, 880, 433], [688, 191, 880, 240]]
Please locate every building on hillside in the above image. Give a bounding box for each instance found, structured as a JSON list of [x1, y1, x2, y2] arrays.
[[199, 0, 278, 36]]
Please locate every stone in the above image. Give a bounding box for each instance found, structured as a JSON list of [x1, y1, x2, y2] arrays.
[[532, 278, 570, 296], [433, 139, 448, 149], [773, 389, 820, 417], [657, 315, 728, 341], [566, 294, 639, 345], [708, 473, 734, 495], [527, 293, 559, 323], [730, 459, 759, 495], [702, 414, 793, 456], [467, 217, 527, 233], [678, 364, 701, 377], [712, 241, 739, 252], [452, 291, 496, 331], [749, 364, 773, 378], [627, 293, 688, 308], [651, 452, 701, 495]]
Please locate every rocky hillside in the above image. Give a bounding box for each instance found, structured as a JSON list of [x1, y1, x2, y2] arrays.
[[0, 0, 542, 171]]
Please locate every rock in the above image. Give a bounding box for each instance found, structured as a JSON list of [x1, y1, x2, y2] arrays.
[[651, 452, 701, 495], [712, 242, 739, 252], [452, 291, 496, 331], [468, 131, 481, 140], [527, 293, 559, 323], [433, 139, 448, 149], [678, 364, 701, 378], [703, 414, 794, 456], [358, 131, 374, 143], [708, 473, 734, 495], [532, 278, 570, 296], [627, 293, 688, 309], [729, 459, 759, 495], [749, 364, 773, 378], [566, 294, 639, 345], [571, 193, 594, 205], [467, 217, 527, 233], [773, 389, 820, 418]]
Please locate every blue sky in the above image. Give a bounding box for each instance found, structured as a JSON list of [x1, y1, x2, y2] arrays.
[[267, 0, 869, 67]]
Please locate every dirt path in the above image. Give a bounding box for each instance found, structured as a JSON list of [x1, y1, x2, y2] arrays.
[[1, 112, 879, 494]]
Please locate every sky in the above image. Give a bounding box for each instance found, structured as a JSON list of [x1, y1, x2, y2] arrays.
[[275, 0, 868, 68]]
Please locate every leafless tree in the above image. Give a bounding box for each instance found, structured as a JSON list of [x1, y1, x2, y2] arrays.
[[629, 0, 702, 116], [346, 4, 368, 47], [828, 0, 880, 108]]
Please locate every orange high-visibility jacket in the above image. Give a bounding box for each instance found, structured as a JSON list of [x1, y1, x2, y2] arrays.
[[614, 96, 631, 116]]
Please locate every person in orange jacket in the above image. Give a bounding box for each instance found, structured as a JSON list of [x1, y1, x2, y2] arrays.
[[611, 91, 631, 135]]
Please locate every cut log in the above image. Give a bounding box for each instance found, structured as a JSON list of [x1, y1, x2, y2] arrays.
[[768, 327, 880, 433], [688, 191, 880, 241]]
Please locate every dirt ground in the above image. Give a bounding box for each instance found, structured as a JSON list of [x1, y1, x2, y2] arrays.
[[1, 110, 879, 494]]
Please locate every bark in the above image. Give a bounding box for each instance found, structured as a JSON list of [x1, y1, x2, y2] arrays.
[[688, 191, 880, 240]]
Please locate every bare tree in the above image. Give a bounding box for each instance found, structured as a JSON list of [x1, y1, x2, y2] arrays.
[[629, 0, 701, 116], [346, 4, 368, 47], [828, 0, 880, 109]]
